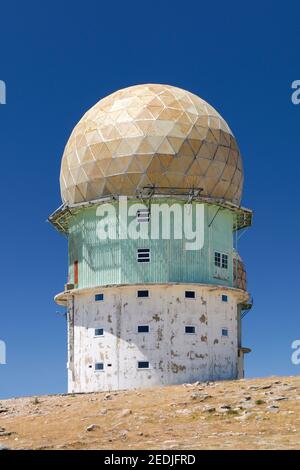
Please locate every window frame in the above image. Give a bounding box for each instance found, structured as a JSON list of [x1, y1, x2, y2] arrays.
[[137, 325, 150, 333], [95, 293, 104, 302], [137, 289, 150, 298], [137, 361, 150, 369], [185, 325, 196, 335], [221, 327, 229, 337], [185, 290, 196, 299], [94, 328, 104, 337], [222, 253, 228, 269], [137, 248, 150, 263], [137, 208, 150, 223]]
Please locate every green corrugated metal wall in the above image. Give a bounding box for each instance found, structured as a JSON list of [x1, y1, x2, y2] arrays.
[[68, 200, 234, 289]]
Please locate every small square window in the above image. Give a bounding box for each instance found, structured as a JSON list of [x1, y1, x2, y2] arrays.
[[95, 362, 104, 371], [138, 361, 149, 369], [138, 325, 149, 333], [214, 251, 221, 267], [222, 328, 228, 337], [95, 328, 104, 336], [222, 294, 228, 302], [185, 326, 196, 334], [137, 209, 150, 223], [95, 293, 104, 301], [137, 290, 149, 298], [185, 291, 195, 299], [137, 249, 150, 263], [222, 254, 228, 269]]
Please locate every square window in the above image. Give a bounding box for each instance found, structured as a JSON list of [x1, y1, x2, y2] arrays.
[[95, 293, 104, 301], [222, 294, 228, 302], [137, 249, 150, 263], [95, 362, 104, 371], [137, 209, 150, 223], [214, 251, 221, 267], [222, 328, 228, 337], [185, 326, 196, 334], [222, 254, 228, 269], [137, 290, 149, 298], [95, 328, 104, 336], [185, 290, 195, 299], [138, 325, 149, 333], [138, 361, 149, 369]]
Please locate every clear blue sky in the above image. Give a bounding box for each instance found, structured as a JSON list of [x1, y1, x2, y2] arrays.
[[0, 1, 299, 398]]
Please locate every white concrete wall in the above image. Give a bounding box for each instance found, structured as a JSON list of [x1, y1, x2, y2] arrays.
[[67, 284, 241, 393]]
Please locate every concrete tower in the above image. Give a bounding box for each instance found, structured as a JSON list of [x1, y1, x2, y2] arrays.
[[49, 84, 252, 393]]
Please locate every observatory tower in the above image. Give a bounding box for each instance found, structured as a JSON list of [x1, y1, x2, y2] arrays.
[[49, 84, 252, 393]]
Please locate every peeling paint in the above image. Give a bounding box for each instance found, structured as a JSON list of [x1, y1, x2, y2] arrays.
[[67, 284, 240, 392]]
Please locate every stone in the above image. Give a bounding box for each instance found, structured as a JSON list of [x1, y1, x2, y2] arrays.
[[203, 406, 216, 413], [86, 424, 99, 432], [119, 409, 132, 417]]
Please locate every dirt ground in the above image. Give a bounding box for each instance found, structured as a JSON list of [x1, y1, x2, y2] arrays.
[[0, 375, 299, 450]]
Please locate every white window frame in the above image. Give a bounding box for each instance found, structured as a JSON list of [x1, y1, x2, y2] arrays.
[[185, 290, 196, 299], [94, 327, 104, 337], [221, 327, 229, 337], [137, 361, 150, 369], [136, 289, 150, 299], [137, 208, 150, 223], [95, 293, 104, 302], [137, 325, 150, 334], [185, 325, 196, 335], [137, 248, 150, 263]]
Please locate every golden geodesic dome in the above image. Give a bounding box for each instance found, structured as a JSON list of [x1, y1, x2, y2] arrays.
[[60, 84, 243, 205]]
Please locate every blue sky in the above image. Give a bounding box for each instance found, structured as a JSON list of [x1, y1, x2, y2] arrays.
[[0, 0, 299, 398]]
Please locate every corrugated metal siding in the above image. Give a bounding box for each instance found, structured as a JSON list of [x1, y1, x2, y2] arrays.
[[68, 200, 234, 289]]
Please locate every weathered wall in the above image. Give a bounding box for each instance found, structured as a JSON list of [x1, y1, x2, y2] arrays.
[[67, 284, 242, 393]]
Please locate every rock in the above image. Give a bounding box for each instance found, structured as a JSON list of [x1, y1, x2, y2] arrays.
[[99, 408, 108, 415], [249, 384, 272, 391], [0, 408, 8, 414], [119, 430, 128, 439], [241, 403, 256, 409], [86, 424, 99, 432], [120, 409, 132, 417], [235, 412, 253, 421], [272, 396, 288, 401], [267, 405, 279, 413], [176, 409, 192, 415], [190, 393, 211, 402], [104, 394, 112, 401], [0, 427, 13, 437], [243, 396, 252, 401], [203, 405, 216, 413]]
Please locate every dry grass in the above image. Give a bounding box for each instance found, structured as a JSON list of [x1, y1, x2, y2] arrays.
[[0, 375, 299, 450]]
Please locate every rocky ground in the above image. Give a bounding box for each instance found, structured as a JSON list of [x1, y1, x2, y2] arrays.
[[0, 375, 299, 450]]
